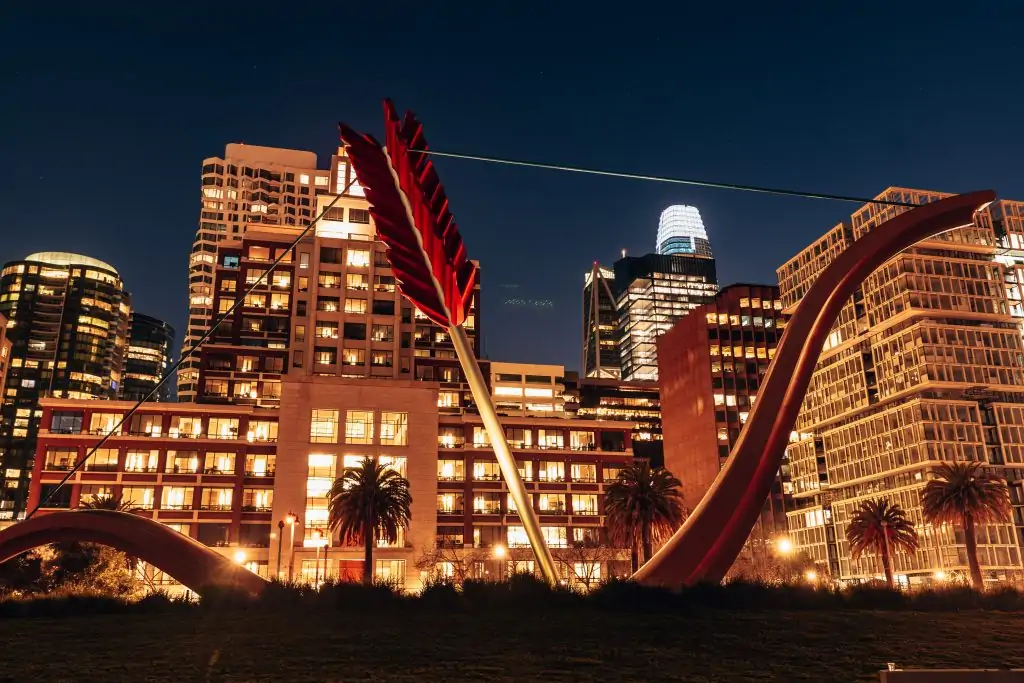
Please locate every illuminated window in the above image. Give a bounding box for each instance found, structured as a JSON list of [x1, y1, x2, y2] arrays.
[[508, 525, 530, 547], [344, 298, 367, 314], [538, 429, 564, 449], [570, 431, 595, 450], [345, 410, 374, 444], [166, 450, 199, 474], [200, 487, 233, 511], [371, 350, 393, 367], [541, 526, 568, 548], [124, 449, 158, 473], [203, 452, 235, 474], [438, 459, 464, 480], [494, 386, 523, 397], [270, 293, 290, 310], [314, 348, 336, 365], [473, 460, 500, 481], [518, 460, 533, 481], [538, 493, 564, 512], [306, 408, 339, 443], [44, 448, 76, 471], [572, 494, 598, 515], [346, 273, 368, 290], [472, 427, 490, 447], [374, 559, 404, 583], [122, 487, 155, 510], [538, 461, 565, 482], [242, 488, 273, 512], [347, 249, 370, 268], [162, 486, 195, 510], [438, 391, 460, 408], [380, 412, 408, 446], [247, 420, 278, 443], [571, 463, 597, 483], [170, 416, 203, 439], [341, 348, 365, 366], [505, 427, 532, 448], [207, 417, 239, 440], [245, 453, 275, 476], [89, 412, 123, 435], [316, 322, 339, 339]]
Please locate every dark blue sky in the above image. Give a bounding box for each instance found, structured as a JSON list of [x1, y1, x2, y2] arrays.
[[4, 3, 1023, 370]]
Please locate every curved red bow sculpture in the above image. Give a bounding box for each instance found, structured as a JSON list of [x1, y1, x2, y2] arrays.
[[635, 190, 996, 586], [0, 510, 268, 597]]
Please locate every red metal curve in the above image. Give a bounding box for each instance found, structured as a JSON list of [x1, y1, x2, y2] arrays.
[[0, 510, 268, 597], [635, 190, 997, 586]]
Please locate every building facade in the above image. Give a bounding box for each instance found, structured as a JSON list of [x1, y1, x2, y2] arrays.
[[0, 252, 132, 519], [122, 313, 176, 403], [614, 252, 718, 381], [180, 144, 325, 402], [778, 187, 1024, 586], [658, 284, 788, 571], [29, 398, 278, 580], [582, 263, 621, 379]]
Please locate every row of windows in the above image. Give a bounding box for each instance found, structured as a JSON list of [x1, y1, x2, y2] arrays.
[[437, 459, 621, 483], [43, 448, 275, 476], [310, 409, 408, 445], [49, 411, 277, 441], [437, 492, 599, 515]]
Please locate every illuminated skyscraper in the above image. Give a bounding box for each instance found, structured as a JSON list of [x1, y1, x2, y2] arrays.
[[582, 263, 620, 379], [0, 252, 131, 518], [123, 314, 176, 403], [656, 205, 713, 258]]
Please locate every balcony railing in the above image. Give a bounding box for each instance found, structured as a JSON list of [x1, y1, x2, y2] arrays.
[[44, 463, 74, 471], [244, 468, 276, 477], [437, 440, 466, 449], [160, 503, 194, 511], [203, 467, 235, 475], [199, 504, 233, 511], [124, 466, 160, 474], [473, 505, 502, 515], [241, 505, 273, 513], [437, 508, 464, 515]]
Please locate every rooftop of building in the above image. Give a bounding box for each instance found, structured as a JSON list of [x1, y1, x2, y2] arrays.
[[219, 143, 319, 169], [23, 252, 118, 275], [38, 397, 276, 416]]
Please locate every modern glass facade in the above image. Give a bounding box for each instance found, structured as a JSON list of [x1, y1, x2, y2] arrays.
[[614, 253, 718, 382], [122, 313, 175, 403], [0, 252, 131, 518], [581, 263, 620, 379]]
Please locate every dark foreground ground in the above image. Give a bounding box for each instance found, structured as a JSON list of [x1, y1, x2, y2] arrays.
[[2, 608, 1022, 682]]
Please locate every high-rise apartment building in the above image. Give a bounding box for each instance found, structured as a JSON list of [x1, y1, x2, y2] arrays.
[[0, 313, 10, 406], [180, 144, 325, 402], [0, 252, 131, 518], [657, 205, 712, 258], [122, 313, 175, 403], [190, 146, 481, 410], [615, 253, 718, 381], [778, 188, 1024, 586], [582, 263, 620, 379], [658, 284, 788, 570]]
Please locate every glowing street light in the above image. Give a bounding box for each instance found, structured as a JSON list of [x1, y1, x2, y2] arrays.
[[804, 570, 817, 583], [775, 537, 794, 555], [233, 549, 246, 565], [493, 544, 507, 559], [934, 570, 947, 581]]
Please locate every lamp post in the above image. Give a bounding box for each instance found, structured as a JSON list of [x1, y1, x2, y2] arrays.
[[494, 543, 507, 581], [276, 519, 285, 580], [285, 512, 297, 582]]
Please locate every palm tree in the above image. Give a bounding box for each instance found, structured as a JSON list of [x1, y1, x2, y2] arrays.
[[604, 460, 685, 573], [845, 497, 918, 589], [327, 457, 412, 585], [79, 494, 140, 512], [921, 461, 1011, 591]]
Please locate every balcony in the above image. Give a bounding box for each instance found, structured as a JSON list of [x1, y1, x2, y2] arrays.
[[244, 468, 276, 477], [241, 505, 273, 513], [199, 504, 233, 512], [438, 439, 466, 449], [472, 505, 502, 515], [437, 508, 464, 515]]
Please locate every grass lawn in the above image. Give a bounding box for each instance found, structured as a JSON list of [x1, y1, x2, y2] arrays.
[[2, 608, 1023, 682]]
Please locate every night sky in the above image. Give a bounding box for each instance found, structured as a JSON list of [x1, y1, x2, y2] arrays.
[[4, 3, 1023, 371]]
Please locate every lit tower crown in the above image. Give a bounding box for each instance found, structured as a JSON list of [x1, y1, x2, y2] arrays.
[[656, 205, 712, 258]]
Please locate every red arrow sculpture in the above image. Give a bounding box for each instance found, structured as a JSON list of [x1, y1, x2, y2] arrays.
[[339, 100, 559, 585]]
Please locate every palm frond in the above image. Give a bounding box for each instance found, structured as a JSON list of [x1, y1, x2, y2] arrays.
[[922, 461, 1011, 527]]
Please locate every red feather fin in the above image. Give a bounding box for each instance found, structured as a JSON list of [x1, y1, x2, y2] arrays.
[[338, 100, 477, 328]]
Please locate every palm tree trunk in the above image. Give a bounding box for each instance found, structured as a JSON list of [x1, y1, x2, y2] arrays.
[[641, 522, 653, 565], [881, 545, 894, 590], [630, 534, 639, 574], [964, 513, 984, 591], [363, 515, 374, 586]]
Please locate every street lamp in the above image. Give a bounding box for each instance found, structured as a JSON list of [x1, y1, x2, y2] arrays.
[[321, 529, 330, 583], [276, 519, 286, 580], [805, 570, 817, 583], [934, 570, 947, 582], [233, 549, 246, 565], [775, 537, 794, 555], [493, 544, 506, 559]]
